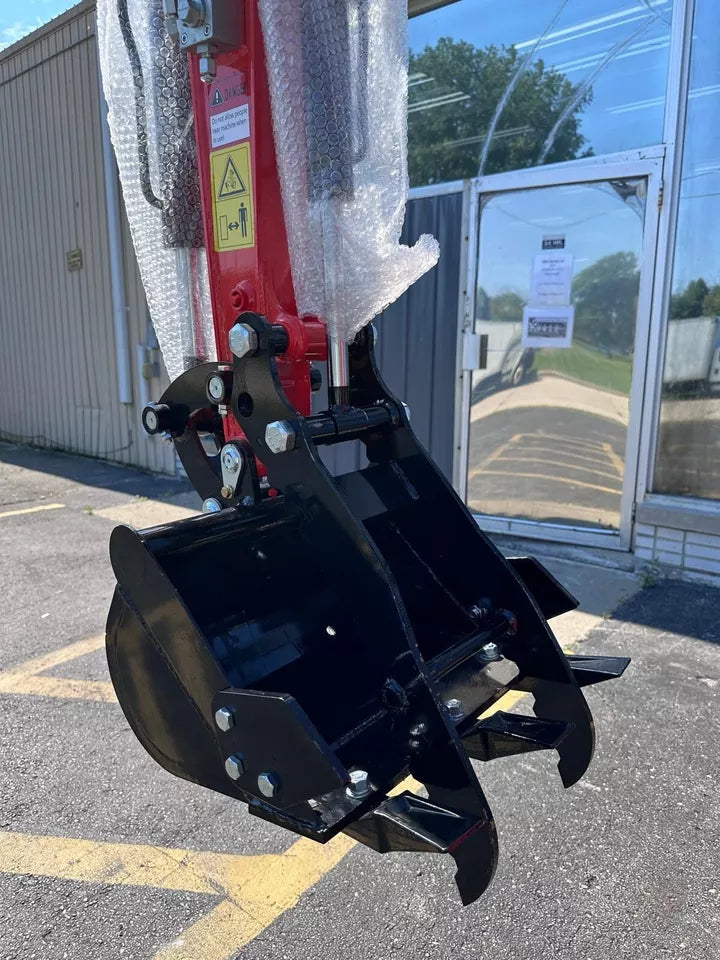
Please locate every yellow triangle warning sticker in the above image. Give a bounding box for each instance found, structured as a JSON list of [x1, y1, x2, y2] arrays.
[[217, 155, 247, 198]]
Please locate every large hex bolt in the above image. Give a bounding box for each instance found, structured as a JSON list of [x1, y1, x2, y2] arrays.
[[229, 322, 258, 359], [215, 707, 235, 731], [265, 420, 296, 454], [257, 771, 280, 798], [224, 754, 245, 780]]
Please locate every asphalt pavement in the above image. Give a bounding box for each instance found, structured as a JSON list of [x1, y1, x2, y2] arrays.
[[0, 441, 718, 960]]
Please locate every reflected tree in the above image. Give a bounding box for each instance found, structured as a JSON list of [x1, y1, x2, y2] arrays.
[[572, 252, 639, 354], [476, 287, 525, 322], [408, 39, 592, 185], [670, 278, 710, 319], [669, 278, 720, 318]]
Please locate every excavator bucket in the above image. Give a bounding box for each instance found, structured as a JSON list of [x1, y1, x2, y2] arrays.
[[106, 317, 629, 905]]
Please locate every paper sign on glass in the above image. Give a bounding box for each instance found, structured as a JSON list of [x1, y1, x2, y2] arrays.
[[529, 252, 574, 307], [522, 306, 575, 349]]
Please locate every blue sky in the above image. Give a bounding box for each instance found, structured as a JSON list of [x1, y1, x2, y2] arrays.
[[0, 0, 75, 50]]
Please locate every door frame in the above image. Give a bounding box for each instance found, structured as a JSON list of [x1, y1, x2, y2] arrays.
[[455, 146, 666, 550]]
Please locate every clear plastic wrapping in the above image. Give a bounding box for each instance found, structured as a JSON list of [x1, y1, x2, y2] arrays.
[[258, 0, 439, 342], [97, 0, 215, 380]]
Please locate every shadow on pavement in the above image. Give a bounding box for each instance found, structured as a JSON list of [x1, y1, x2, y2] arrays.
[[612, 579, 720, 646], [0, 441, 192, 501]]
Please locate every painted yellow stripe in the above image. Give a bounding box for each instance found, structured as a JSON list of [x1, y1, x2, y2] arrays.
[[0, 502, 64, 519], [479, 468, 621, 496], [0, 634, 116, 702], [0, 828, 356, 960]]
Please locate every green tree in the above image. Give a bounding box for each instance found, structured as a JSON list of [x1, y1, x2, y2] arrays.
[[572, 252, 639, 353], [408, 39, 592, 185], [670, 278, 710, 319], [490, 290, 525, 322], [702, 284, 720, 317]]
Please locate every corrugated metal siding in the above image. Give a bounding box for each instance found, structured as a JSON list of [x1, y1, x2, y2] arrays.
[[0, 3, 175, 474], [320, 189, 464, 481]]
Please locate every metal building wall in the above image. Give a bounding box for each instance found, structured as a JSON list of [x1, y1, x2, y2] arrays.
[[320, 188, 464, 481], [0, 2, 175, 474]]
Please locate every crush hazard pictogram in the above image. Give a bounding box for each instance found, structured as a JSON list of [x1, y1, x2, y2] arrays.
[[217, 155, 247, 198]]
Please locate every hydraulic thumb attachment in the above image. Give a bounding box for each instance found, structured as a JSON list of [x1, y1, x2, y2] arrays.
[[106, 316, 629, 905]]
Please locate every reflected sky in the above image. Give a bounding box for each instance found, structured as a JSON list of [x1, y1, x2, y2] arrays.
[[477, 179, 645, 298], [409, 0, 720, 290], [409, 1, 672, 162]]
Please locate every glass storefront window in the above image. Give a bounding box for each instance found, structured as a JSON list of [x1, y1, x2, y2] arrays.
[[407, 0, 673, 186], [653, 0, 720, 500]]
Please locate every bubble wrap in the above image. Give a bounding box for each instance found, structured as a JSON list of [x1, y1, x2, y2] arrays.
[[97, 0, 215, 380], [258, 0, 439, 342]]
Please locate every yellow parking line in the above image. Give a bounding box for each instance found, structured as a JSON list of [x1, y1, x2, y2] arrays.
[[0, 634, 116, 702], [0, 630, 576, 959], [480, 468, 621, 496], [468, 433, 522, 481], [603, 442, 626, 478], [0, 827, 357, 960], [0, 502, 64, 519], [494, 455, 621, 483]]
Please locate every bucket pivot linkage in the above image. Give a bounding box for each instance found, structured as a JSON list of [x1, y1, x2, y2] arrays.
[[107, 314, 629, 905]]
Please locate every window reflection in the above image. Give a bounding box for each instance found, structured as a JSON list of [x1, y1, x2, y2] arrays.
[[654, 0, 720, 500], [408, 0, 673, 185], [469, 179, 645, 530]]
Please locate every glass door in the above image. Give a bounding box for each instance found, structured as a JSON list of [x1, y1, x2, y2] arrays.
[[462, 156, 662, 548]]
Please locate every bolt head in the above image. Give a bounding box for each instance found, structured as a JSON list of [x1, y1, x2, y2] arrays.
[[220, 445, 242, 474], [229, 323, 258, 359], [346, 769, 371, 799], [207, 373, 226, 401], [224, 754, 245, 780], [257, 771, 280, 798], [215, 706, 234, 731], [479, 641, 502, 661], [202, 498, 222, 514], [445, 698, 464, 721], [265, 420, 296, 454]]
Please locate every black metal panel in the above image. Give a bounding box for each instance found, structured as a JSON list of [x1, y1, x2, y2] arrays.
[[320, 189, 464, 480]]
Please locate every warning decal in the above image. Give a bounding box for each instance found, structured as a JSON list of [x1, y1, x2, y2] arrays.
[[210, 143, 255, 251], [218, 155, 247, 197]]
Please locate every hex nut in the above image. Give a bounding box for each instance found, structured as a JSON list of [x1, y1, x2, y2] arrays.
[[479, 641, 502, 661], [257, 771, 280, 798], [445, 698, 464, 721], [224, 754, 245, 780], [229, 323, 258, 359], [346, 769, 371, 799], [215, 706, 234, 731], [265, 420, 296, 454], [198, 52, 217, 82]]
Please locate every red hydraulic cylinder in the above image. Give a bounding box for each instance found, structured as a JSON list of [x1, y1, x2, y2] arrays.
[[188, 0, 326, 439]]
